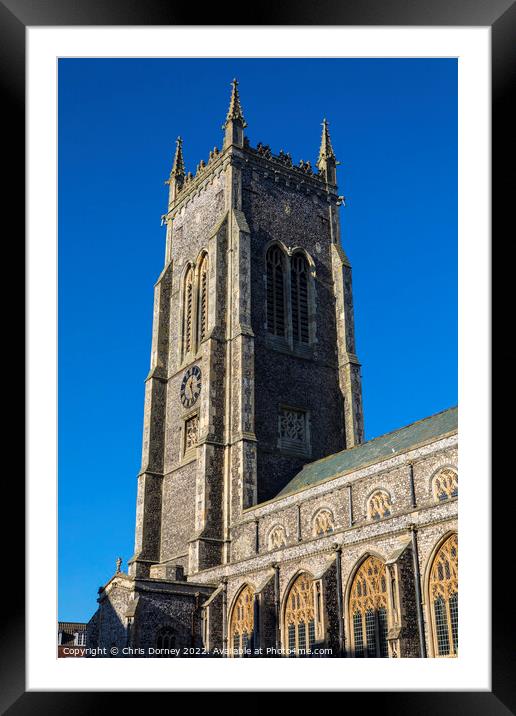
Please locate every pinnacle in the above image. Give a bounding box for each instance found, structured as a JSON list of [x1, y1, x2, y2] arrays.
[[171, 136, 185, 178], [224, 78, 247, 128], [317, 118, 336, 167]]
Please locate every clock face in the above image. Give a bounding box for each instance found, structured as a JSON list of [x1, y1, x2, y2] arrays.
[[180, 365, 202, 409]]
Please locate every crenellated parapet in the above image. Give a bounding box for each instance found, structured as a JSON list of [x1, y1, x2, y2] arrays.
[[188, 146, 221, 184], [166, 80, 341, 214], [248, 141, 325, 181]]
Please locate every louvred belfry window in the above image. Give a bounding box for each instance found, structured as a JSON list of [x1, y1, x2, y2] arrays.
[[198, 254, 209, 343], [349, 556, 389, 658], [291, 253, 310, 343], [429, 534, 458, 657], [266, 246, 286, 337], [183, 266, 194, 356]]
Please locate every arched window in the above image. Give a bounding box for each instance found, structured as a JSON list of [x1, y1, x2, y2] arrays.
[[429, 534, 458, 657], [291, 253, 310, 343], [155, 627, 176, 657], [284, 573, 316, 656], [266, 246, 286, 338], [367, 490, 392, 521], [312, 508, 334, 537], [349, 556, 389, 657], [229, 585, 254, 657], [268, 525, 287, 551], [197, 254, 209, 344], [182, 266, 194, 357], [432, 468, 458, 502]]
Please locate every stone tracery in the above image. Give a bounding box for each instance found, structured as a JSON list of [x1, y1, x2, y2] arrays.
[[349, 556, 389, 658], [429, 534, 458, 657]]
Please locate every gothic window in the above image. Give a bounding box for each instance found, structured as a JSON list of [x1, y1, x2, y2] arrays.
[[349, 556, 389, 658], [156, 627, 176, 657], [312, 508, 335, 537], [265, 245, 315, 350], [367, 490, 392, 521], [197, 254, 209, 344], [229, 585, 254, 657], [284, 573, 317, 657], [291, 252, 310, 344], [266, 245, 286, 338], [184, 414, 198, 454], [182, 266, 194, 357], [279, 406, 309, 455], [268, 524, 287, 551], [432, 468, 458, 502], [429, 534, 458, 657]]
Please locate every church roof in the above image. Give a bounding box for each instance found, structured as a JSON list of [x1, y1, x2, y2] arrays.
[[58, 622, 87, 634], [277, 406, 458, 498]]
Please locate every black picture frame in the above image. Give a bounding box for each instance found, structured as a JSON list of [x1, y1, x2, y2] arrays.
[[3, 0, 508, 709]]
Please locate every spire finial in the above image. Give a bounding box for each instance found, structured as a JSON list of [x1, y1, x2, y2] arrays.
[[171, 136, 185, 178], [224, 78, 247, 129], [318, 118, 336, 166]]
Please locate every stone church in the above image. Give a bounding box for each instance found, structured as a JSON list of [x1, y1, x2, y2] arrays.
[[87, 80, 458, 659]]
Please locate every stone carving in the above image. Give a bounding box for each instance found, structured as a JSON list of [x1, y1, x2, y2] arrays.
[[432, 468, 458, 502], [208, 147, 220, 163], [279, 408, 306, 445], [278, 149, 293, 167], [298, 159, 313, 175], [267, 524, 287, 550], [195, 159, 207, 177], [256, 142, 272, 159], [312, 508, 335, 537], [185, 415, 198, 452], [367, 490, 392, 520]]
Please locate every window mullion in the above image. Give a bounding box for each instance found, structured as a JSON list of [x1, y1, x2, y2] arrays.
[[285, 256, 292, 347], [374, 609, 381, 658], [446, 598, 454, 656], [363, 612, 369, 658], [272, 263, 277, 334], [296, 272, 301, 340]]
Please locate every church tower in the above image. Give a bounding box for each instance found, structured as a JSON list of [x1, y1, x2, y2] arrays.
[[128, 80, 364, 580]]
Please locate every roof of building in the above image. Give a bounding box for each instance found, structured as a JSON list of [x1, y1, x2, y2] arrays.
[[58, 622, 87, 633], [277, 406, 457, 499]]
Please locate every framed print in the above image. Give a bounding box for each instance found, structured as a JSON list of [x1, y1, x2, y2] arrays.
[[4, 0, 510, 708]]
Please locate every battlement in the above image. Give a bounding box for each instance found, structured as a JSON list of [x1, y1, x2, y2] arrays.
[[246, 139, 327, 182], [166, 80, 339, 210]]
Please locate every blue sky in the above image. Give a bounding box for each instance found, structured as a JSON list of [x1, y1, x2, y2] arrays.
[[58, 58, 457, 621]]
